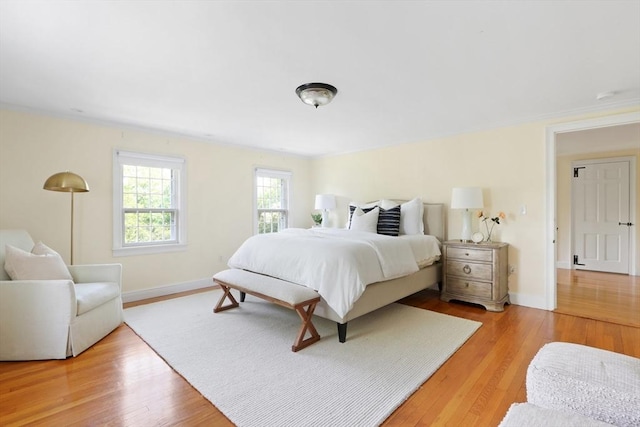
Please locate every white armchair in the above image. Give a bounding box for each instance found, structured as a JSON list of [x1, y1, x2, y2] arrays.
[[0, 229, 123, 360]]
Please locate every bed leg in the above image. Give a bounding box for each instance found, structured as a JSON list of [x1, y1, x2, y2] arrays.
[[240, 291, 246, 302], [337, 322, 348, 343], [437, 282, 442, 292]]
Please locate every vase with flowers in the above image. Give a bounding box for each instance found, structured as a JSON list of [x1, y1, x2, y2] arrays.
[[477, 211, 506, 242]]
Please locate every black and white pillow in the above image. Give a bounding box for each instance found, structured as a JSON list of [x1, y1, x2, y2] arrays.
[[377, 205, 401, 236]]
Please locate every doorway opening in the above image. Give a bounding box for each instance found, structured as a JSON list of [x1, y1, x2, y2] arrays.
[[545, 111, 640, 311]]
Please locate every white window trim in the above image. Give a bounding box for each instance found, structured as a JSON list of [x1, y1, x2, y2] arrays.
[[254, 167, 292, 235], [113, 149, 187, 256]]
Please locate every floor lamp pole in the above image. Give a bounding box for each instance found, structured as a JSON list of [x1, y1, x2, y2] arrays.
[[70, 192, 75, 265]]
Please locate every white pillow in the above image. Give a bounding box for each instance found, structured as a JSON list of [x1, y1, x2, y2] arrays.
[[4, 243, 73, 281], [399, 198, 424, 235], [379, 198, 424, 234], [32, 241, 60, 256], [347, 200, 379, 228], [350, 207, 380, 233]]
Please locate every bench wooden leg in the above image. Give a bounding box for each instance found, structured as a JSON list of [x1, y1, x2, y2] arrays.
[[292, 302, 320, 352], [213, 284, 240, 313]]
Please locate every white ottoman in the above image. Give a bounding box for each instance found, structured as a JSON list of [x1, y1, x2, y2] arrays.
[[526, 342, 640, 427], [499, 403, 614, 427]]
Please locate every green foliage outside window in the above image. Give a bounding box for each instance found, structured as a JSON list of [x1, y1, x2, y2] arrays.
[[256, 175, 288, 234], [257, 211, 287, 234], [123, 165, 176, 244]]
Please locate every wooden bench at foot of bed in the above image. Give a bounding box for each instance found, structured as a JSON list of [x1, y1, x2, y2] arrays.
[[212, 269, 321, 352]]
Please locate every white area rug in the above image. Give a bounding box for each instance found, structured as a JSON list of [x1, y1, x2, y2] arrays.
[[124, 290, 481, 426]]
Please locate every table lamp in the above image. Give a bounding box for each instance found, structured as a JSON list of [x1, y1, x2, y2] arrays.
[[451, 187, 483, 242], [314, 194, 336, 228]]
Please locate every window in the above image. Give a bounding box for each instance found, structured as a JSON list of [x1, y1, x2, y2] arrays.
[[113, 150, 186, 256], [255, 168, 291, 234]]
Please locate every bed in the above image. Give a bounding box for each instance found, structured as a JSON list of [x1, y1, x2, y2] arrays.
[[226, 199, 445, 342]]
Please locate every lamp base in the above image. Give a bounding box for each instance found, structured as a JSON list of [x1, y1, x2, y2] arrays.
[[460, 209, 473, 242], [321, 210, 330, 228]]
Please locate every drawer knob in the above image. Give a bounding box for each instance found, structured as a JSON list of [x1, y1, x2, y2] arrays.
[[462, 265, 472, 274], [465, 282, 470, 288]]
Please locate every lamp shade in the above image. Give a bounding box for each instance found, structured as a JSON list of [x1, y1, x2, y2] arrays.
[[315, 194, 336, 210], [451, 187, 483, 209], [43, 171, 89, 192]]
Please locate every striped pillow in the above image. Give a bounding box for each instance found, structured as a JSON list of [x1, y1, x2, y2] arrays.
[[377, 205, 401, 236]]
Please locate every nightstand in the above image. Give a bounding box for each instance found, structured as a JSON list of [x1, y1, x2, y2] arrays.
[[440, 240, 510, 312]]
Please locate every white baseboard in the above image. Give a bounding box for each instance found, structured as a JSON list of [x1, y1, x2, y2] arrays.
[[122, 278, 214, 303], [122, 279, 553, 312], [508, 292, 549, 310], [556, 261, 571, 270]]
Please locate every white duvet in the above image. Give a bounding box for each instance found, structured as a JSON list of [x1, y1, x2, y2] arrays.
[[227, 228, 441, 318]]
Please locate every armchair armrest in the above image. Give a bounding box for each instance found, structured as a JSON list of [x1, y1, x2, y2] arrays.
[[68, 264, 122, 290], [0, 280, 76, 360]]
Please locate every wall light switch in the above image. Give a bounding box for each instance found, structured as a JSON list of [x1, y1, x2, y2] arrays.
[[520, 204, 527, 215]]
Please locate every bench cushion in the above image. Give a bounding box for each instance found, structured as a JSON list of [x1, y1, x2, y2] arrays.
[[213, 269, 319, 306], [527, 342, 640, 427]]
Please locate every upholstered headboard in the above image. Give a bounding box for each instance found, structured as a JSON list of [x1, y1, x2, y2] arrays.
[[385, 200, 445, 242], [423, 203, 446, 242]]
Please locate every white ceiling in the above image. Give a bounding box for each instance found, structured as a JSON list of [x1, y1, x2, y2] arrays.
[[1, 1, 639, 157]]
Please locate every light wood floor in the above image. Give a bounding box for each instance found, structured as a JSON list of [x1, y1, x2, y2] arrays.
[[555, 268, 639, 328], [1, 271, 638, 426]]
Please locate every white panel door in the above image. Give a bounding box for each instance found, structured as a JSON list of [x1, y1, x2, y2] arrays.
[[573, 160, 631, 274]]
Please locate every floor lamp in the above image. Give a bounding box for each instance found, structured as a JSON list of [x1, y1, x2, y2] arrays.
[[43, 171, 89, 265]]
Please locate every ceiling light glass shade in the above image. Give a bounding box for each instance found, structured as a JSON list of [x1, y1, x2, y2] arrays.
[[296, 83, 338, 108], [43, 171, 90, 192]]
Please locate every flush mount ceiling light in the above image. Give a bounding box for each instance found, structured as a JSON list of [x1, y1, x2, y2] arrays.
[[295, 83, 338, 108]]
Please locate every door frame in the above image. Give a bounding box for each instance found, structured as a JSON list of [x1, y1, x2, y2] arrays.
[[545, 111, 640, 310], [571, 156, 636, 274]]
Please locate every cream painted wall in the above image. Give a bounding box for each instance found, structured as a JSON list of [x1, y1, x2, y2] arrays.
[[0, 109, 312, 294], [556, 149, 640, 271], [2, 107, 639, 305], [311, 107, 640, 308]]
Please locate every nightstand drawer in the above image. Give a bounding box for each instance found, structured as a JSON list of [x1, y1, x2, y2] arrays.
[[447, 260, 493, 281], [446, 277, 492, 299], [447, 246, 493, 262]]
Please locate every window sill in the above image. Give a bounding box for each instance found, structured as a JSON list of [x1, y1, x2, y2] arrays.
[[113, 243, 187, 257]]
